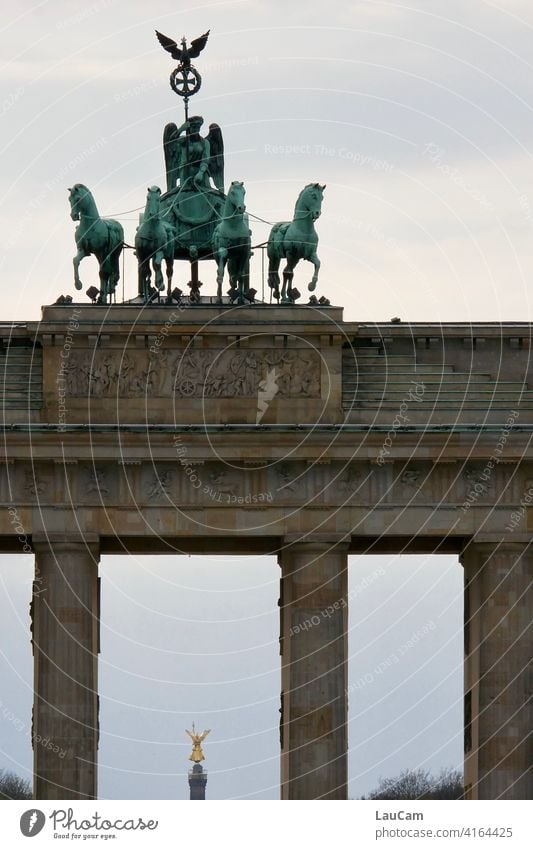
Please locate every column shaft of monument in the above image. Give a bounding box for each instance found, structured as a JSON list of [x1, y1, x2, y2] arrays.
[[32, 540, 100, 799], [279, 541, 348, 799], [462, 542, 532, 800]]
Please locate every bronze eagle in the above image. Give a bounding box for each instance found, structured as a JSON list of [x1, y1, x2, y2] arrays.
[[155, 30, 210, 68]]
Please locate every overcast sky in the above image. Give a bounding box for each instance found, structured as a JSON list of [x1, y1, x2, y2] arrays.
[[2, 0, 533, 321], [0, 0, 530, 799]]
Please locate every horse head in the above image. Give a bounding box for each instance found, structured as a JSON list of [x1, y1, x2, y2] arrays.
[[68, 183, 91, 221], [227, 180, 246, 214], [141, 185, 162, 223], [297, 183, 326, 221]]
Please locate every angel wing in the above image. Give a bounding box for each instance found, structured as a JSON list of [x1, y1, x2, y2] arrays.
[[155, 30, 182, 61], [198, 729, 211, 743], [188, 30, 210, 58], [206, 124, 224, 193], [163, 122, 180, 192], [186, 729, 195, 741]]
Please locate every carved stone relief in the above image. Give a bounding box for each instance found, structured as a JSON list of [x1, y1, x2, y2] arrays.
[[5, 461, 533, 512], [400, 469, 422, 489], [394, 465, 434, 501], [23, 471, 47, 497], [206, 467, 237, 497], [275, 464, 298, 494], [338, 465, 362, 495], [62, 349, 321, 399], [463, 465, 494, 497], [85, 468, 109, 496], [147, 470, 174, 499]]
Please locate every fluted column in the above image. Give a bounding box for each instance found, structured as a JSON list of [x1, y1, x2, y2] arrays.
[[279, 539, 348, 799], [461, 541, 532, 799], [31, 537, 100, 799]]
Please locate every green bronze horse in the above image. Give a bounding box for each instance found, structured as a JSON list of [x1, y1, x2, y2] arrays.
[[135, 186, 176, 302], [212, 181, 252, 304], [68, 184, 124, 305], [267, 183, 325, 304]]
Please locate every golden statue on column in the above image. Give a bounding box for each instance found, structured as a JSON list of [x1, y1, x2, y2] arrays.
[[186, 722, 211, 763]]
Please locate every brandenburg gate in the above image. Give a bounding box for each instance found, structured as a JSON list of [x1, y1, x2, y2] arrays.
[[0, 303, 531, 799], [1, 25, 531, 803]]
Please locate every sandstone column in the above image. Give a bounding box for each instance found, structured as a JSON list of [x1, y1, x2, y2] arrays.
[[31, 537, 100, 799], [279, 539, 348, 799], [461, 541, 532, 799]]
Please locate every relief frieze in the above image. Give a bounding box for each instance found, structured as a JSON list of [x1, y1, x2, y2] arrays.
[[60, 349, 321, 399]]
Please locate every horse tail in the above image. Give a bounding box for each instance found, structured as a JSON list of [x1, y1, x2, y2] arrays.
[[105, 220, 124, 292], [267, 221, 289, 294], [267, 221, 288, 262]]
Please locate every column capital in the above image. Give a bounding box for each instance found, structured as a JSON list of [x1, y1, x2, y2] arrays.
[[280, 534, 350, 552], [460, 538, 531, 565], [32, 534, 100, 559]]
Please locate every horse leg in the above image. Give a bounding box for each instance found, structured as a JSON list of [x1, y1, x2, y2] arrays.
[[281, 269, 293, 303], [281, 256, 297, 303], [144, 261, 151, 301], [267, 256, 281, 300], [228, 255, 242, 304], [154, 252, 165, 292], [267, 223, 289, 300], [241, 251, 250, 302], [140, 257, 151, 302], [216, 247, 228, 304], [138, 257, 146, 301], [98, 266, 108, 305], [308, 251, 321, 292], [107, 248, 121, 301], [238, 267, 247, 304], [166, 256, 174, 301], [73, 248, 87, 291], [107, 269, 118, 302], [239, 245, 252, 303]]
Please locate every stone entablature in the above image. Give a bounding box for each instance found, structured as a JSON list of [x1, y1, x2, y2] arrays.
[[2, 458, 532, 510], [1, 456, 532, 544], [2, 306, 532, 427]]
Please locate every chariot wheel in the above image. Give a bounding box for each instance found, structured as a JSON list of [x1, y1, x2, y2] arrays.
[[177, 378, 196, 396]]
